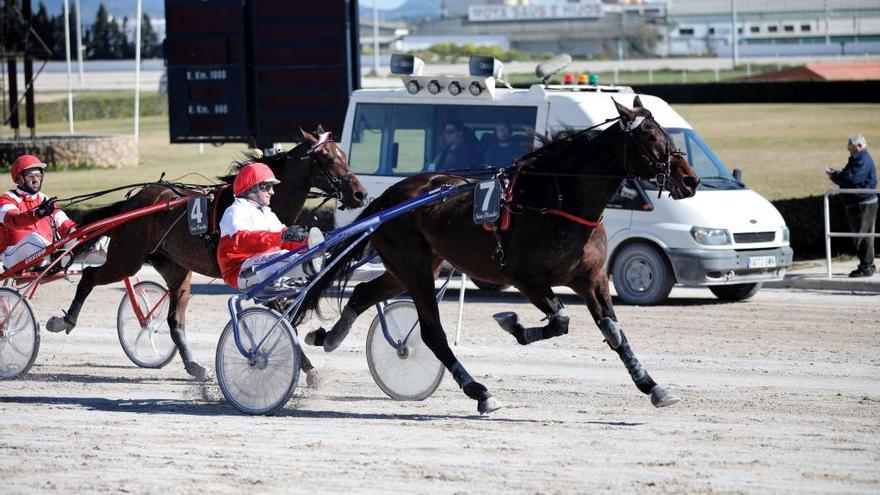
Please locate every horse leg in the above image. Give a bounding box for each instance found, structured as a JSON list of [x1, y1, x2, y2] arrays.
[[305, 271, 405, 352], [46, 241, 145, 334], [492, 282, 570, 345], [149, 256, 207, 381], [568, 273, 680, 408], [381, 255, 500, 415]]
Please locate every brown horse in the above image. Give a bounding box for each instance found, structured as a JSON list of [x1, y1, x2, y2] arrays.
[[299, 97, 699, 413], [47, 130, 367, 380]]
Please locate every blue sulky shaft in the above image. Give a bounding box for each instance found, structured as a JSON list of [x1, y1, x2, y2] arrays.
[[226, 183, 473, 358]]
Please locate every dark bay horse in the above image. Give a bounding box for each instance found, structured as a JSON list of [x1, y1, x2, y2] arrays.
[[47, 130, 367, 380], [299, 97, 699, 413]]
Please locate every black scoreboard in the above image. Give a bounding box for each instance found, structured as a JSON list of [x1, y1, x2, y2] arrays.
[[165, 0, 360, 146]]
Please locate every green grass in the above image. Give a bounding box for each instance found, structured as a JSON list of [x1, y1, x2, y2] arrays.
[[2, 101, 878, 203], [675, 103, 879, 200]]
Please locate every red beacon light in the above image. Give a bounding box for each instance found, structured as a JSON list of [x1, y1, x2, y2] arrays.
[[563, 73, 574, 84]]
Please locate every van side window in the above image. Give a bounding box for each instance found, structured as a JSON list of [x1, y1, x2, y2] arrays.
[[348, 103, 536, 176]]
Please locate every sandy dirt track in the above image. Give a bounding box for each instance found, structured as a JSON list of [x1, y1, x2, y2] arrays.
[[1, 276, 878, 494]]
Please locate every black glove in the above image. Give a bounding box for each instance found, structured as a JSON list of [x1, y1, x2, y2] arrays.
[[34, 197, 55, 218], [282, 225, 309, 243]]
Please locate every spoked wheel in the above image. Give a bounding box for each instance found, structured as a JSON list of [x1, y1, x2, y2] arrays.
[[216, 307, 301, 415], [0, 287, 39, 379], [116, 281, 176, 368], [366, 301, 444, 401]]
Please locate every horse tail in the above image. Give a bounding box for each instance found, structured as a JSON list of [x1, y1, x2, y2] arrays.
[[292, 201, 383, 326]]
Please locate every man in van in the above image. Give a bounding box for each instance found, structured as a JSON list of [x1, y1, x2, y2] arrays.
[[484, 122, 525, 168], [825, 134, 877, 278], [431, 120, 482, 171]]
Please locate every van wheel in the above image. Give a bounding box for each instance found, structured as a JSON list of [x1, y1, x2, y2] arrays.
[[611, 243, 674, 306], [471, 278, 509, 291], [709, 282, 762, 301]]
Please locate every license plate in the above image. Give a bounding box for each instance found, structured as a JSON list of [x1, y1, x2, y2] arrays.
[[748, 255, 776, 268]]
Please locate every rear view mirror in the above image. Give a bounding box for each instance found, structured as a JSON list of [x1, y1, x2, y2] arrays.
[[391, 142, 399, 169], [733, 168, 742, 182]]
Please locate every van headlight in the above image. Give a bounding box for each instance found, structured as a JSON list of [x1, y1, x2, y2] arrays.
[[782, 226, 790, 243], [691, 226, 731, 246]]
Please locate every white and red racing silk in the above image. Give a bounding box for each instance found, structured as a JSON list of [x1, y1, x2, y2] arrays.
[[0, 188, 76, 255], [217, 197, 306, 288]]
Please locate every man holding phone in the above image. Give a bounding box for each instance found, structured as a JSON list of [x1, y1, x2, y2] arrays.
[[825, 135, 877, 277]]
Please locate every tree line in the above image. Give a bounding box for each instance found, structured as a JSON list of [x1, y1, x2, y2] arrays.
[[28, 2, 161, 60]]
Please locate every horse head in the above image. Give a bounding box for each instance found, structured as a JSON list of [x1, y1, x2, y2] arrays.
[[613, 96, 698, 199], [289, 127, 367, 210]]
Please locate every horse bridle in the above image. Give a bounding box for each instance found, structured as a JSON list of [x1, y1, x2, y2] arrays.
[[292, 133, 357, 208], [619, 114, 676, 197]]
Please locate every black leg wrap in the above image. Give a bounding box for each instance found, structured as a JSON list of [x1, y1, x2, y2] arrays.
[[616, 337, 657, 395], [322, 306, 358, 352], [304, 328, 327, 347], [598, 317, 623, 349], [493, 312, 531, 345], [451, 362, 475, 388], [541, 314, 569, 340]]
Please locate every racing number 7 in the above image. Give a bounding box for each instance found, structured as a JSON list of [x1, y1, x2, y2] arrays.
[[478, 181, 495, 210]]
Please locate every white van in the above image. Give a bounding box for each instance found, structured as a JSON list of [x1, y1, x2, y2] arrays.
[[335, 56, 793, 305]]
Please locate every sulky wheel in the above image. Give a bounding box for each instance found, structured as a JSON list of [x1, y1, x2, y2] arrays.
[[366, 301, 444, 401], [116, 281, 176, 368], [0, 287, 39, 379], [216, 307, 301, 415]]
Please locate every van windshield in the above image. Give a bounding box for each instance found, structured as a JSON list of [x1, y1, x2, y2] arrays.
[[348, 103, 538, 176], [666, 128, 744, 191]]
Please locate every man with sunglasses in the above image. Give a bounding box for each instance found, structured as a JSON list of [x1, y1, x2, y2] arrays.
[[0, 154, 76, 270], [217, 162, 324, 290]]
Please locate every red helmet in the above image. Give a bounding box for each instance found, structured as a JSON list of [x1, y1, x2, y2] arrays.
[[11, 154, 47, 181], [233, 162, 280, 196]]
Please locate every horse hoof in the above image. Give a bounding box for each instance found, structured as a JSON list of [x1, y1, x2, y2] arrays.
[[323, 328, 350, 353], [650, 386, 681, 408], [304, 328, 326, 347], [478, 396, 502, 415], [305, 368, 321, 389], [46, 316, 74, 334], [492, 312, 519, 333], [186, 362, 209, 382]]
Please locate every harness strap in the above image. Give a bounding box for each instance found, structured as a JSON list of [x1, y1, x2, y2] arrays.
[[210, 184, 230, 234], [545, 209, 603, 227]]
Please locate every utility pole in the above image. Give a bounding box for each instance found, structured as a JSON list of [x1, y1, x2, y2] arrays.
[[731, 0, 739, 68], [372, 0, 379, 77], [75, 0, 83, 85], [825, 0, 831, 45]]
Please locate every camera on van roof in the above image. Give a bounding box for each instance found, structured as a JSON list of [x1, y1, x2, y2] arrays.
[[390, 54, 425, 76], [468, 55, 504, 80]]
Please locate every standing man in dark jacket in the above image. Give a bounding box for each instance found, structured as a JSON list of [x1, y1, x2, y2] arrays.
[[826, 134, 877, 277]]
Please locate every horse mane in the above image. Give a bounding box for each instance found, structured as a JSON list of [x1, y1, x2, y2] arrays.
[[219, 143, 305, 184], [516, 126, 603, 170]]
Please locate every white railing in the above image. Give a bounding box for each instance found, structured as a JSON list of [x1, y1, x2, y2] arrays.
[[823, 188, 880, 278]]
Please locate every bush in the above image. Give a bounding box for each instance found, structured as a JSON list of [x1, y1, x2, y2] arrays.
[[36, 93, 167, 123]]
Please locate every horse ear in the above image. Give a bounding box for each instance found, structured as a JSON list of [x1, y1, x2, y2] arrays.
[[613, 98, 634, 122], [300, 128, 316, 143], [316, 124, 325, 134], [632, 95, 643, 109]]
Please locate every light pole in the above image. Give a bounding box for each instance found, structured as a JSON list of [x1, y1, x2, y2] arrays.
[[731, 0, 739, 68], [372, 0, 380, 77]]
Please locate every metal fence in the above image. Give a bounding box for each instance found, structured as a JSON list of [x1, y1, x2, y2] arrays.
[[823, 188, 880, 277]]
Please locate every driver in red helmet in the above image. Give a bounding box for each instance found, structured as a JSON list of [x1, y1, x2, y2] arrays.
[[0, 154, 76, 270], [217, 162, 324, 289]]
